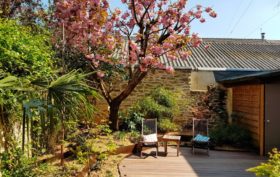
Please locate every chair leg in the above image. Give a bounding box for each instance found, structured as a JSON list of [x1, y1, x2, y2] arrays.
[[207, 143, 210, 156], [156, 145, 158, 158], [140, 143, 143, 158], [192, 144, 194, 154]]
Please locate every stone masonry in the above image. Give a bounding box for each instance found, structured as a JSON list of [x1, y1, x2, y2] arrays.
[[94, 69, 199, 127]]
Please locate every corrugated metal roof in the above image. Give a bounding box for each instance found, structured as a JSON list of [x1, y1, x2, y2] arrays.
[[161, 38, 280, 71]]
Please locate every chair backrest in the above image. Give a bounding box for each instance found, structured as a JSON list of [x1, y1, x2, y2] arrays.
[[193, 118, 208, 138], [142, 118, 157, 136]]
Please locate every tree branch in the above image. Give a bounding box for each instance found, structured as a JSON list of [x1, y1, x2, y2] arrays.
[[131, 0, 139, 25]]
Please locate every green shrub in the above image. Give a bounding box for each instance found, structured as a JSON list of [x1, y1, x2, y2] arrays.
[[150, 87, 177, 108], [137, 96, 164, 118], [120, 111, 144, 131], [210, 123, 252, 147], [120, 87, 181, 132], [158, 118, 180, 133], [247, 148, 280, 177], [0, 148, 36, 177]]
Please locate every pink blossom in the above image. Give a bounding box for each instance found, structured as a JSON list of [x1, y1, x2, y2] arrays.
[[97, 71, 105, 78], [167, 54, 177, 60], [92, 60, 99, 67], [93, 0, 100, 5], [205, 7, 212, 13], [194, 11, 202, 19], [165, 66, 175, 74], [115, 8, 122, 15], [105, 22, 113, 30], [200, 18, 206, 23], [142, 55, 153, 64], [184, 28, 190, 35], [129, 41, 139, 52], [151, 46, 163, 55], [163, 42, 173, 49], [209, 11, 217, 18], [180, 51, 190, 59], [54, 0, 217, 79], [121, 12, 130, 20], [127, 18, 136, 28], [86, 54, 94, 60]]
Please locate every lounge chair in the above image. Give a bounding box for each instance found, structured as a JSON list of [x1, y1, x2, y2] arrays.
[[139, 118, 159, 158], [192, 118, 210, 155]]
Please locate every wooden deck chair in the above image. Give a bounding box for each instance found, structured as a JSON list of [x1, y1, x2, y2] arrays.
[[192, 118, 210, 155], [139, 119, 159, 158]]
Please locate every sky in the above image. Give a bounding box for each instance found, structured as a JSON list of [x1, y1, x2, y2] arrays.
[[45, 0, 280, 40]]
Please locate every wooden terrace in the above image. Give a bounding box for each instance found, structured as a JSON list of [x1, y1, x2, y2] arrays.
[[119, 146, 266, 177]]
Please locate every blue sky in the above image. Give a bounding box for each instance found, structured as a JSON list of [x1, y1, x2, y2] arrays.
[[45, 0, 280, 40]]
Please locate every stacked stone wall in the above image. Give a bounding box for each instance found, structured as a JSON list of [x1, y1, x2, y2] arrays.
[[95, 70, 201, 127]]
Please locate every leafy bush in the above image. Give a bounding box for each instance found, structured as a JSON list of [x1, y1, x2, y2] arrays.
[[149, 87, 176, 108], [120, 111, 144, 131], [210, 123, 252, 147], [0, 148, 36, 177], [158, 118, 180, 133], [137, 96, 164, 118], [138, 88, 178, 119], [247, 148, 280, 177], [120, 87, 180, 132]]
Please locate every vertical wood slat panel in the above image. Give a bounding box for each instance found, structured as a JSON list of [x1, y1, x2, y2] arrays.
[[232, 84, 262, 150]]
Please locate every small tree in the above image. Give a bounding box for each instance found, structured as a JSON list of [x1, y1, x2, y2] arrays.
[[0, 19, 54, 150], [54, 0, 217, 130]]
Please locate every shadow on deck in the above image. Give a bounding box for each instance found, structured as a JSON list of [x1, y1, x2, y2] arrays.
[[119, 146, 266, 177]]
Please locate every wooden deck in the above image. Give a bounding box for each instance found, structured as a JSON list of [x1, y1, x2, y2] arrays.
[[119, 146, 266, 177]]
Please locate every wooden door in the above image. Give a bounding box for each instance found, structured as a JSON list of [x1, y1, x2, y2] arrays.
[[265, 81, 280, 154]]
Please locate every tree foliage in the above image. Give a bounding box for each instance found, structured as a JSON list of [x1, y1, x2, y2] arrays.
[[54, 0, 217, 130], [0, 18, 55, 150], [0, 18, 54, 80]]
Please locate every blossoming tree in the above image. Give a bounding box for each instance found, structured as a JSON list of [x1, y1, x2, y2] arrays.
[[55, 0, 217, 130]]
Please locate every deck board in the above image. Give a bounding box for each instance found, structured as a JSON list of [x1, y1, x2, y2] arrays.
[[119, 147, 266, 177]]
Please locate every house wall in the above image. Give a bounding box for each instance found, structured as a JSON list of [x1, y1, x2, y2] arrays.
[[231, 84, 264, 150], [190, 71, 217, 92], [95, 69, 199, 127]]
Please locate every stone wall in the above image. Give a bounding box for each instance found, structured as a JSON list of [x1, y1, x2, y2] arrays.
[[95, 69, 199, 127]]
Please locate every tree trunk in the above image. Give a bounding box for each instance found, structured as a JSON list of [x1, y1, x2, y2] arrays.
[[106, 71, 147, 131], [109, 101, 121, 131]]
